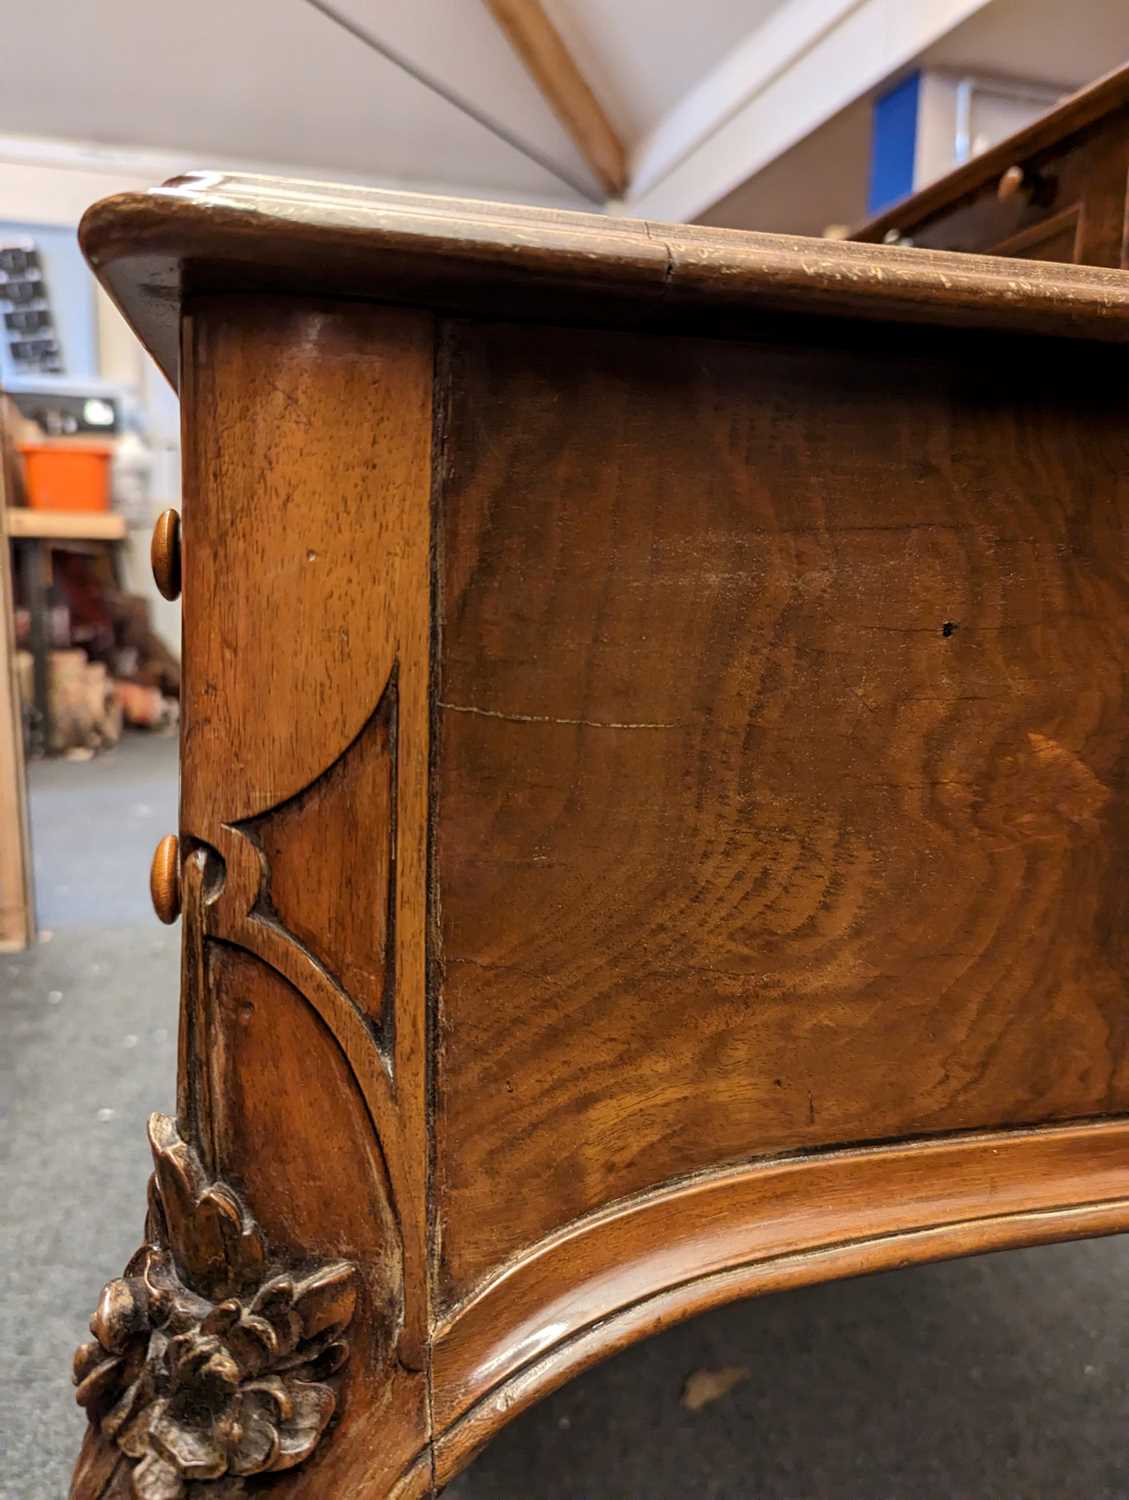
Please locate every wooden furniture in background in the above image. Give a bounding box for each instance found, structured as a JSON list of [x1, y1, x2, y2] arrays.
[[853, 62, 1129, 266], [70, 175, 1129, 1498], [6, 507, 126, 756]]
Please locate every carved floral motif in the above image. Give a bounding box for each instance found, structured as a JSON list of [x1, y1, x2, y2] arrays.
[[73, 1114, 358, 1499]]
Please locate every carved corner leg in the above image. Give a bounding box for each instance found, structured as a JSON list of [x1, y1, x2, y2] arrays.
[[71, 300, 437, 1499], [71, 1115, 360, 1500]]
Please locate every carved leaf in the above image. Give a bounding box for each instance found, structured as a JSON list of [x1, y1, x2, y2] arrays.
[[73, 1116, 358, 1498], [147, 1116, 206, 1262], [227, 1409, 279, 1476], [131, 1450, 186, 1500], [73, 1353, 125, 1412], [148, 1116, 267, 1301], [290, 1262, 359, 1341], [268, 1381, 336, 1472], [91, 1278, 150, 1354], [149, 1406, 227, 1480]]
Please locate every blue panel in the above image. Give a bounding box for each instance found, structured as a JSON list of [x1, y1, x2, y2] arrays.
[[867, 71, 921, 217]]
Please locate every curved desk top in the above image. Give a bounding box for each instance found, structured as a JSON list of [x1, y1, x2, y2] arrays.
[[81, 171, 1129, 387]]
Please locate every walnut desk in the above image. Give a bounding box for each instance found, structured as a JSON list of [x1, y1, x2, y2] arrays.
[[71, 176, 1129, 1499]]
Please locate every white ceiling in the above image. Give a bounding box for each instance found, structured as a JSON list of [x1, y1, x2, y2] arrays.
[[922, 0, 1129, 80], [698, 0, 1129, 234], [0, 0, 793, 207], [543, 0, 789, 141], [1, 0, 1126, 227]]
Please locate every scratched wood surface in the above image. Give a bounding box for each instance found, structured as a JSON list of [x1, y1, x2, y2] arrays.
[[80, 171, 1129, 387], [433, 318, 1129, 1304]]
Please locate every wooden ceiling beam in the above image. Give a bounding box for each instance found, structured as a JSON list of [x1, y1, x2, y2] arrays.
[[483, 0, 627, 198]]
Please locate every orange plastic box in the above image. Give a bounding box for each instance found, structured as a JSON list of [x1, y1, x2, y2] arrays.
[[18, 442, 112, 512]]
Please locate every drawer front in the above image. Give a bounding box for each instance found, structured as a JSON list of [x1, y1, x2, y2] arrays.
[[871, 111, 1129, 267], [434, 319, 1129, 1302]]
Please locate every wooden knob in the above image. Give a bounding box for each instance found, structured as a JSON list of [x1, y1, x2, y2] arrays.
[[997, 164, 1025, 202], [997, 163, 1056, 208], [150, 834, 181, 924], [151, 508, 182, 601]]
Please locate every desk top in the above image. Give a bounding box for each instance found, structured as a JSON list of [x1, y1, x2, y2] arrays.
[[80, 172, 1129, 386]]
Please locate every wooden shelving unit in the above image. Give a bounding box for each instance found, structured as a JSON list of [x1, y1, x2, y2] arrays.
[[6, 507, 126, 540]]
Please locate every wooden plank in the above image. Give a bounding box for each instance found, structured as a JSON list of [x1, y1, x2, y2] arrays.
[[6, 507, 126, 541], [0, 433, 35, 951], [483, 0, 626, 196]]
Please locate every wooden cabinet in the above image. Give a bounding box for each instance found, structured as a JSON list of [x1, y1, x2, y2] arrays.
[[70, 175, 1129, 1498], [854, 63, 1129, 266]]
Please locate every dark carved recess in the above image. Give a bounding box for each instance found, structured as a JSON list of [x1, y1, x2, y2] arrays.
[[235, 670, 399, 1054], [72, 1115, 359, 1499]]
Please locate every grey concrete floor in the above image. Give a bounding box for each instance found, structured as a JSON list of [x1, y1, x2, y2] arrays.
[[4, 733, 1129, 1499]]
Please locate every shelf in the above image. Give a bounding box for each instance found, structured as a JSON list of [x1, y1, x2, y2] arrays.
[[5, 508, 127, 541]]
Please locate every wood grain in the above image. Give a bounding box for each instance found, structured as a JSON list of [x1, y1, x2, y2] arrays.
[[72, 176, 1129, 1498], [240, 679, 398, 1037], [179, 296, 430, 821], [177, 299, 433, 1372], [433, 318, 1129, 1304], [182, 289, 434, 1374], [431, 1119, 1129, 1455], [206, 941, 426, 1497]]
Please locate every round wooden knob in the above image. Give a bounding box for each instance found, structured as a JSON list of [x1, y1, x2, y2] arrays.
[[150, 834, 181, 924], [151, 508, 182, 601], [997, 164, 1026, 203]]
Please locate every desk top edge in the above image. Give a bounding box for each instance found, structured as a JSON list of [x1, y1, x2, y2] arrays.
[[80, 172, 1129, 385]]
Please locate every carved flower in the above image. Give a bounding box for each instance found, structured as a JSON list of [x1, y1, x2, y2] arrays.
[[74, 1116, 358, 1499]]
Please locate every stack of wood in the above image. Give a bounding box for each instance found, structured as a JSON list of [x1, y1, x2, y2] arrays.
[[14, 648, 122, 757]]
